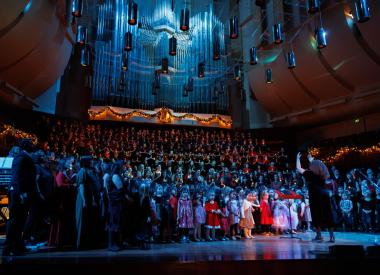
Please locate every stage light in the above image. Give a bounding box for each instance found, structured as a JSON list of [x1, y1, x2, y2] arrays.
[[162, 58, 169, 74], [355, 0, 371, 23], [273, 23, 283, 44], [229, 16, 239, 39], [306, 0, 320, 14], [72, 0, 83, 17], [198, 62, 205, 78], [81, 46, 91, 67], [315, 27, 327, 49], [76, 25, 87, 45], [265, 68, 272, 84], [234, 65, 242, 81], [169, 36, 177, 56], [187, 77, 194, 92], [213, 40, 221, 61], [121, 52, 128, 71], [249, 47, 258, 65], [128, 1, 138, 25], [124, 32, 133, 51], [180, 8, 190, 31], [287, 50, 296, 69]]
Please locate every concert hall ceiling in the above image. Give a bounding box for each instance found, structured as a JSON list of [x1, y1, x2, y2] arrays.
[[250, 0, 380, 126], [0, 0, 74, 108]]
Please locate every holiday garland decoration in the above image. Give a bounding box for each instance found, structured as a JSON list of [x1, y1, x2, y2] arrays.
[[309, 143, 380, 164], [88, 106, 232, 128], [0, 124, 38, 145]]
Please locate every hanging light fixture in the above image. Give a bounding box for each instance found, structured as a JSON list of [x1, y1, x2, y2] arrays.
[[180, 8, 190, 31], [306, 0, 320, 14], [198, 62, 205, 78], [169, 36, 177, 56], [265, 68, 272, 84], [355, 0, 371, 23], [76, 25, 87, 45], [249, 47, 258, 65], [187, 77, 194, 92], [234, 65, 242, 81], [81, 46, 91, 67], [229, 16, 239, 39], [121, 52, 128, 71], [128, 1, 138, 25], [315, 27, 327, 49], [72, 0, 83, 17], [124, 32, 133, 51], [162, 58, 169, 74], [213, 40, 221, 61], [287, 50, 296, 69], [273, 23, 283, 44]]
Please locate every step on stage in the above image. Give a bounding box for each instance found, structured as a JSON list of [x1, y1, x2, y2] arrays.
[[1, 232, 380, 274]]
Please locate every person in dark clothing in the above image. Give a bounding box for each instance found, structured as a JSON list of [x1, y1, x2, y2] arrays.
[[3, 139, 37, 256], [296, 152, 335, 243]]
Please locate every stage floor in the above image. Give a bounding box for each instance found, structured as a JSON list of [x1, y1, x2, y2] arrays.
[[1, 232, 379, 264]]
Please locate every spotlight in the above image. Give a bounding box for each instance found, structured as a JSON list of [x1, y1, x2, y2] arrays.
[[234, 65, 242, 81], [180, 8, 190, 31], [213, 40, 221, 61], [306, 0, 320, 14], [273, 23, 283, 44], [169, 36, 177, 56], [81, 46, 91, 67], [229, 16, 239, 39], [249, 47, 258, 65], [287, 50, 296, 69], [265, 68, 272, 84], [315, 27, 327, 49], [198, 62, 205, 78], [76, 25, 87, 45], [121, 52, 128, 71], [128, 1, 138, 25], [162, 58, 169, 74], [355, 0, 371, 23], [124, 32, 133, 51], [72, 0, 83, 17]]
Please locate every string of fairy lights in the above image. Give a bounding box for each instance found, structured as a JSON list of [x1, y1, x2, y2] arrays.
[[0, 124, 38, 145], [309, 143, 380, 164], [88, 106, 232, 127]]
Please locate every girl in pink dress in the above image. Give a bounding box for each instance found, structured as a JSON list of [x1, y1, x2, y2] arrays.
[[260, 191, 273, 235], [177, 188, 194, 243], [193, 192, 206, 241]]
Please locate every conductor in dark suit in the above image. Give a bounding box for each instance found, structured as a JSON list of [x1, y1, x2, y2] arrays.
[[3, 139, 37, 256]]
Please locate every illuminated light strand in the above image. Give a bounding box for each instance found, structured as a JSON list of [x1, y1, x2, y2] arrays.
[[0, 124, 38, 145], [309, 143, 380, 164], [88, 107, 232, 127]]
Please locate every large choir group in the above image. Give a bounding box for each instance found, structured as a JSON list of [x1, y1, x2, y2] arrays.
[[5, 117, 380, 253]]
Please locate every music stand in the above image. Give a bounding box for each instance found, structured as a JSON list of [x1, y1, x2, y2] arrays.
[[278, 193, 302, 240]]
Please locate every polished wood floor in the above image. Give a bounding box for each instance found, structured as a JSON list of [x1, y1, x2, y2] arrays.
[[1, 231, 379, 263]]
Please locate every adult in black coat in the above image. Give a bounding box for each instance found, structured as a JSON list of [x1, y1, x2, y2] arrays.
[[3, 139, 37, 256]]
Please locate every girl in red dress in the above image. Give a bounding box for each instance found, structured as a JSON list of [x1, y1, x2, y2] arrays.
[[205, 192, 220, 241], [260, 191, 273, 235]]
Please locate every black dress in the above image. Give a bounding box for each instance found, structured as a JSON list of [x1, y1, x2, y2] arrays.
[[302, 170, 334, 228]]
